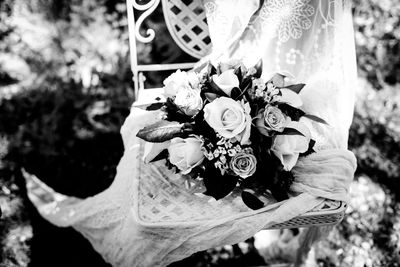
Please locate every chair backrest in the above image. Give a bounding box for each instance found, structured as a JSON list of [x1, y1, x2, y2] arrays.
[[126, 0, 211, 100], [162, 0, 211, 59]]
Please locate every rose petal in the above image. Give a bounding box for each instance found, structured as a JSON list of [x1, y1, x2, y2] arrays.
[[281, 153, 299, 171], [238, 117, 252, 145], [174, 87, 203, 116], [286, 121, 311, 140], [204, 97, 242, 138], [143, 141, 171, 163], [271, 147, 285, 167], [280, 88, 303, 107], [285, 122, 311, 153], [212, 69, 239, 96], [185, 138, 204, 166], [271, 121, 312, 170], [168, 137, 204, 174], [219, 59, 241, 73], [279, 70, 295, 78], [271, 73, 285, 87], [204, 92, 218, 102]]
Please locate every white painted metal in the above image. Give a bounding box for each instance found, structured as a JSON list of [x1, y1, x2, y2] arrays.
[[161, 0, 211, 59], [126, 0, 211, 103]]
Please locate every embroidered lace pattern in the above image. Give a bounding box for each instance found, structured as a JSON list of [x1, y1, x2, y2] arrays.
[[259, 0, 315, 43]]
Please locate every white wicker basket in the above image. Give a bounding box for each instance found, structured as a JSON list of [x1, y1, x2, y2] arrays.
[[268, 200, 346, 229], [132, 103, 347, 229]]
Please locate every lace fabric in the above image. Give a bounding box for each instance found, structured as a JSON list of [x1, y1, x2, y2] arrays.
[[25, 1, 357, 266], [204, 0, 357, 150]]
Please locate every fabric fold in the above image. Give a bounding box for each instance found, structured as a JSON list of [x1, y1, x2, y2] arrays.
[[26, 107, 356, 266]]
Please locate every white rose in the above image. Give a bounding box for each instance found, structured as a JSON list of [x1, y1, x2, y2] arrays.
[[143, 141, 170, 163], [271, 121, 311, 171], [230, 151, 257, 178], [174, 88, 203, 116], [255, 105, 289, 136], [279, 88, 303, 108], [168, 137, 205, 174], [212, 69, 239, 96], [163, 70, 200, 98], [263, 71, 295, 87], [218, 59, 241, 72], [204, 97, 251, 144]]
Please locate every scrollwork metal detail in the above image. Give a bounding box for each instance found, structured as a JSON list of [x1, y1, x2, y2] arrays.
[[132, 0, 161, 43]]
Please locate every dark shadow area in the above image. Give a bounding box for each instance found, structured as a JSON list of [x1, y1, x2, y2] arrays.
[[13, 169, 111, 267]]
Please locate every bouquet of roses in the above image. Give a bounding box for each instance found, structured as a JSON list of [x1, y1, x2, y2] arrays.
[[136, 60, 327, 209]]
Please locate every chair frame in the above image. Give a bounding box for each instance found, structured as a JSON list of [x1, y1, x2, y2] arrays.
[[126, 0, 210, 104]]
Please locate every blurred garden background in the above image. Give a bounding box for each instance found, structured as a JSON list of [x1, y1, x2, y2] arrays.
[[0, 0, 400, 266]]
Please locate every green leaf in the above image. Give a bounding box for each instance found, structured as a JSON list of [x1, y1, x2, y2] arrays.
[[208, 79, 229, 97], [300, 139, 316, 157], [136, 120, 184, 142], [285, 83, 305, 94], [234, 64, 244, 81], [277, 127, 305, 136], [278, 103, 305, 121], [231, 87, 242, 99], [241, 190, 265, 210], [207, 62, 217, 76], [145, 102, 164, 111], [164, 98, 193, 123], [204, 92, 218, 102], [303, 114, 329, 125], [203, 165, 238, 200], [233, 77, 253, 101], [253, 59, 263, 78], [270, 170, 293, 201], [240, 76, 252, 91]]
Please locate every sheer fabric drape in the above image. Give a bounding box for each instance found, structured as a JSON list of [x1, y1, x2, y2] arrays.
[[25, 1, 357, 266], [204, 0, 357, 151]]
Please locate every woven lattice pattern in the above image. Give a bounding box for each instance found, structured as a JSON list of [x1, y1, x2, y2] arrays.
[[136, 140, 251, 223], [268, 201, 346, 229], [269, 213, 344, 229], [162, 0, 211, 58], [134, 137, 345, 227], [268, 212, 344, 229]]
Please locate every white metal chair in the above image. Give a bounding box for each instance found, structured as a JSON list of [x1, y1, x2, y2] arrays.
[[125, 0, 347, 228], [126, 0, 211, 106]]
